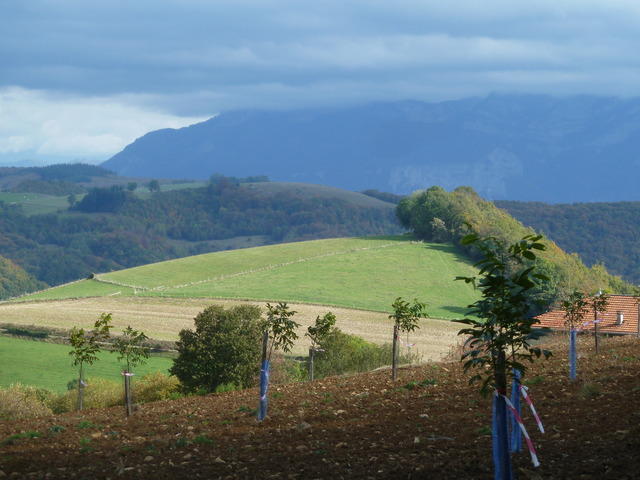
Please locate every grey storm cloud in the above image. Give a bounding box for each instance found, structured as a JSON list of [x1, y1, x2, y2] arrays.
[[2, 0, 640, 162]]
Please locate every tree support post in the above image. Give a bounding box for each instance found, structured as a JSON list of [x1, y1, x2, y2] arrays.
[[308, 347, 315, 382], [509, 369, 522, 453], [569, 329, 577, 381], [392, 324, 399, 381], [123, 372, 133, 416], [258, 330, 269, 421], [492, 351, 513, 480], [77, 366, 84, 411]]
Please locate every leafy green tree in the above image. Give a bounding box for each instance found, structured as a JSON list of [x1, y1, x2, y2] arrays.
[[455, 233, 551, 478], [389, 297, 426, 380], [67, 193, 77, 207], [68, 313, 113, 410], [126, 182, 137, 192], [590, 291, 609, 353], [147, 179, 160, 192], [112, 326, 150, 416], [258, 302, 300, 420], [263, 302, 300, 359], [170, 305, 263, 393], [306, 312, 336, 380], [561, 291, 589, 330]]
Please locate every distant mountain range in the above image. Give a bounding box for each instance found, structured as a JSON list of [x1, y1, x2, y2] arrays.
[[103, 94, 640, 203]]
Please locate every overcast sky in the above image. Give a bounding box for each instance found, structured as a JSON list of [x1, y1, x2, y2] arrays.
[[2, 0, 640, 165]]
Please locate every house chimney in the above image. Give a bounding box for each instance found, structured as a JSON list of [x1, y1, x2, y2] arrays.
[[616, 311, 624, 325]]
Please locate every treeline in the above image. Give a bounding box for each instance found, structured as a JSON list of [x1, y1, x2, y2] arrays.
[[496, 200, 640, 285], [397, 186, 634, 313], [0, 180, 400, 296]]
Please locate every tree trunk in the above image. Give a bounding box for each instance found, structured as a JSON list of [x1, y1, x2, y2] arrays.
[[492, 350, 513, 480], [392, 324, 399, 381]]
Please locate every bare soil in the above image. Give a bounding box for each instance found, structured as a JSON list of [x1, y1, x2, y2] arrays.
[[1, 334, 640, 479]]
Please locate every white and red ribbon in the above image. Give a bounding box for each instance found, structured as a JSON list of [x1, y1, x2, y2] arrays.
[[498, 392, 541, 468], [520, 385, 544, 433]]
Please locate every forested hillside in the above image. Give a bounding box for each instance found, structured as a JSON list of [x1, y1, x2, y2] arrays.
[[0, 255, 44, 298], [397, 187, 634, 312], [497, 200, 640, 284], [0, 178, 400, 297]]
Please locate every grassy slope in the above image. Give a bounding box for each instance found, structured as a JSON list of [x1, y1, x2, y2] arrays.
[[19, 237, 479, 319], [0, 193, 72, 216], [0, 336, 172, 392], [247, 182, 396, 208]]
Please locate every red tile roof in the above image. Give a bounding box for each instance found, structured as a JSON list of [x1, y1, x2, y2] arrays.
[[535, 295, 640, 335]]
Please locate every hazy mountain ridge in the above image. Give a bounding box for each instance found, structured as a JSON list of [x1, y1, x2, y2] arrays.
[[103, 94, 640, 203]]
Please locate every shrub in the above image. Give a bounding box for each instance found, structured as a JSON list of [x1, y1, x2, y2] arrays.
[[170, 304, 263, 393], [0, 384, 53, 420], [134, 372, 180, 403], [55, 378, 123, 412], [313, 330, 418, 378]]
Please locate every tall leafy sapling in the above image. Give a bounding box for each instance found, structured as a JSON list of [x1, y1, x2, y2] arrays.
[[306, 312, 337, 381], [388, 297, 426, 381], [68, 313, 113, 411], [258, 302, 300, 420], [590, 291, 609, 353], [561, 290, 589, 381], [455, 233, 551, 478], [112, 326, 150, 416]]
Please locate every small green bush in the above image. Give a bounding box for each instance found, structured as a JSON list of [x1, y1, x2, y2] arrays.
[[313, 330, 419, 378], [0, 384, 53, 420], [54, 377, 123, 412], [134, 372, 180, 402]]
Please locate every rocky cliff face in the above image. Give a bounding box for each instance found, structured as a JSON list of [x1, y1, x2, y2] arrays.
[[103, 94, 640, 202]]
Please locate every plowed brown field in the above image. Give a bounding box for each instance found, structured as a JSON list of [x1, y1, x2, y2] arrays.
[[1, 334, 639, 479]]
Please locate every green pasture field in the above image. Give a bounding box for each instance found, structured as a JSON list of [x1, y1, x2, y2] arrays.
[[134, 181, 207, 199], [0, 192, 74, 216], [0, 336, 172, 392], [24, 280, 136, 301], [17, 236, 480, 319]]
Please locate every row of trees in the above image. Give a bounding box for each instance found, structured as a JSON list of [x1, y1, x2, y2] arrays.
[[68, 314, 149, 415], [169, 298, 428, 420]]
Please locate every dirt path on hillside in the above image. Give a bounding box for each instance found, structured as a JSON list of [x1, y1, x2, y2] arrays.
[[0, 297, 461, 359], [1, 335, 639, 479]]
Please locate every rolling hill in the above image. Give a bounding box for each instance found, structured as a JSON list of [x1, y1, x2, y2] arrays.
[[15, 236, 479, 320], [0, 179, 400, 295]]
